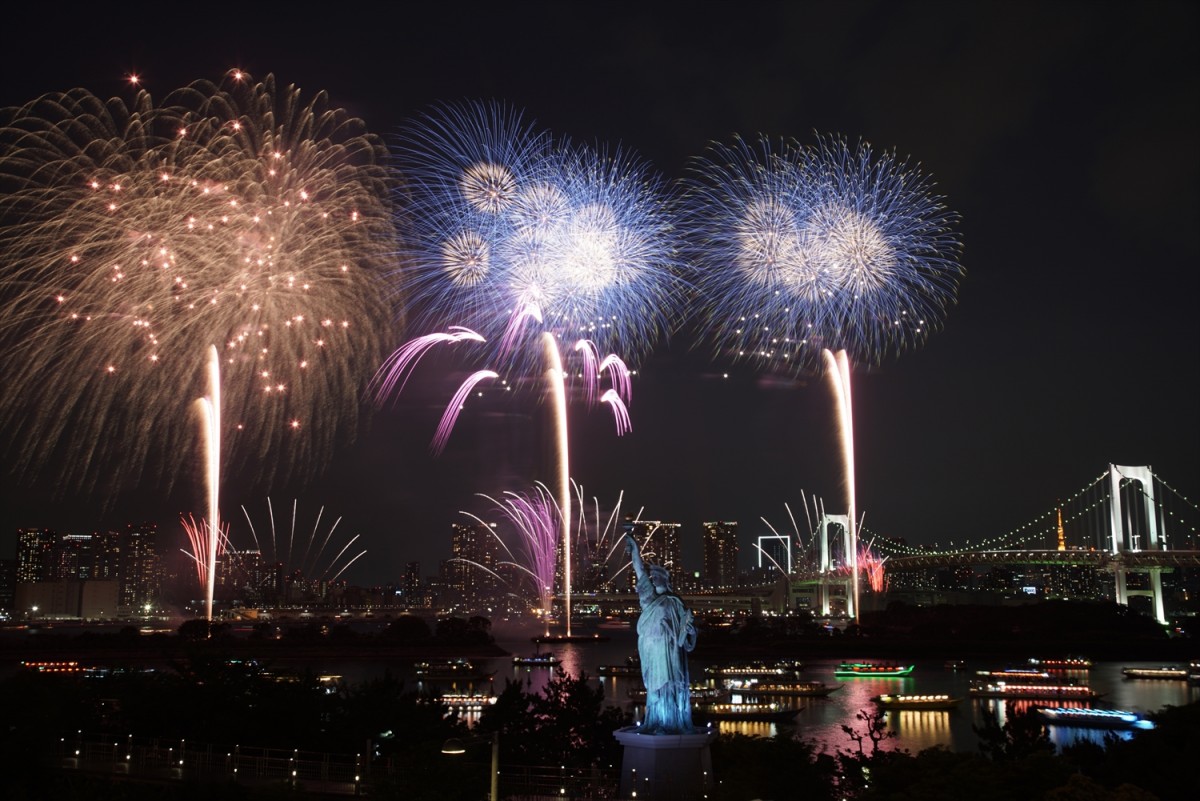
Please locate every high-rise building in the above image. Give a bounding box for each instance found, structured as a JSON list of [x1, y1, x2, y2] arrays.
[[16, 528, 56, 583], [119, 523, 161, 610], [702, 522, 739, 589], [448, 521, 502, 610], [53, 531, 121, 581], [0, 559, 15, 610], [403, 561, 424, 607], [624, 520, 683, 586]]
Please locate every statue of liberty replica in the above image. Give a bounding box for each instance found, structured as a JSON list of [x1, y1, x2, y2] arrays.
[[626, 534, 697, 733], [614, 534, 714, 800]]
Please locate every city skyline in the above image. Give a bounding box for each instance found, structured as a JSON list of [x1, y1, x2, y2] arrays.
[[1, 4, 1196, 588]]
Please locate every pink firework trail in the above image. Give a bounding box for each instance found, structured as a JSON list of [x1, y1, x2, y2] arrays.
[[575, 339, 601, 405], [499, 301, 543, 359], [432, 369, 499, 455], [601, 389, 632, 435], [599, 354, 632, 405], [369, 327, 485, 400], [464, 484, 561, 617]]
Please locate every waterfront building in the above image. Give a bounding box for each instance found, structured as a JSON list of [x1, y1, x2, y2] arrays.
[[702, 522, 739, 589], [119, 523, 161, 611], [16, 528, 56, 583], [447, 521, 502, 610]]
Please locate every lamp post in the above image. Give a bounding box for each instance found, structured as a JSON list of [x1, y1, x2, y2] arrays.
[[442, 731, 499, 801]]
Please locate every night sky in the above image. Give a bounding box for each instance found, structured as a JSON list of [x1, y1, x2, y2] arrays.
[[1, 3, 1196, 583]]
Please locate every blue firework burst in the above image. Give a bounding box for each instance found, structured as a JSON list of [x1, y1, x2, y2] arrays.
[[397, 100, 554, 335], [397, 103, 685, 376], [684, 134, 962, 371]]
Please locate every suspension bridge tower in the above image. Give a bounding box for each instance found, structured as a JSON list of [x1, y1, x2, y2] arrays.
[[1107, 464, 1166, 624], [817, 514, 855, 619]]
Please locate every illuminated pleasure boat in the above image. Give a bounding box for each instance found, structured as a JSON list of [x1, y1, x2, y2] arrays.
[[513, 651, 561, 667], [629, 685, 730, 703], [975, 668, 1053, 680], [1027, 657, 1093, 670], [1037, 707, 1155, 730], [1121, 666, 1189, 680], [873, 693, 962, 710], [724, 678, 842, 697], [969, 680, 1100, 700], [835, 662, 915, 677], [598, 656, 641, 677], [703, 660, 805, 679], [415, 659, 494, 682], [422, 692, 498, 712]]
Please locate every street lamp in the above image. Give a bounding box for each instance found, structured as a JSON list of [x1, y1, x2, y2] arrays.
[[442, 731, 499, 801]]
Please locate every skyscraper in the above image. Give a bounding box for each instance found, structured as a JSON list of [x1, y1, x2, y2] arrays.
[[119, 523, 161, 610], [703, 522, 739, 588], [627, 520, 683, 573], [16, 528, 56, 583], [448, 521, 502, 610]]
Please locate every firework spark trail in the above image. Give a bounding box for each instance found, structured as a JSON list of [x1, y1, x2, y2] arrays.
[[544, 333, 572, 635], [236, 498, 365, 588], [432, 369, 498, 455], [0, 72, 398, 497], [599, 353, 632, 404], [575, 339, 600, 405], [180, 513, 230, 588], [197, 345, 221, 620], [471, 485, 560, 616], [785, 501, 806, 550], [601, 389, 632, 435], [824, 347, 858, 618], [369, 327, 484, 400]]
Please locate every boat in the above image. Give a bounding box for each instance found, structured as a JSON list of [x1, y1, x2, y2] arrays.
[[834, 662, 914, 677], [599, 656, 641, 677], [421, 692, 498, 712], [873, 693, 962, 710], [975, 668, 1052, 680], [691, 702, 800, 722], [513, 650, 561, 667], [725, 678, 842, 697], [629, 685, 729, 703], [21, 660, 93, 674], [1037, 707, 1155, 730], [532, 632, 610, 644], [1121, 666, 1189, 680], [969, 680, 1100, 700], [1027, 657, 1092, 670], [944, 660, 968, 670], [704, 660, 805, 679], [415, 659, 494, 682]]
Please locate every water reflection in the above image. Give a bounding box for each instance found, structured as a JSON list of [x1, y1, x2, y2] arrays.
[[883, 710, 953, 752]]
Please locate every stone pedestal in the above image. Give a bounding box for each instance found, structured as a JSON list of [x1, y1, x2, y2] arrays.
[[614, 726, 716, 800]]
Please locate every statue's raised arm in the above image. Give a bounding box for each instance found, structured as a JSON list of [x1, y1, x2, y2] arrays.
[[625, 533, 646, 582]]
